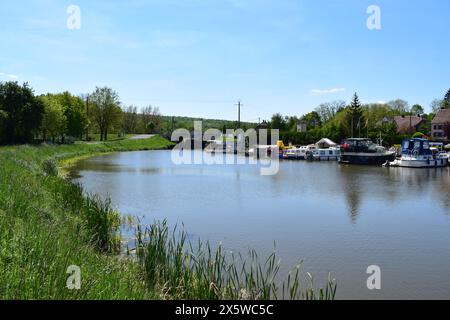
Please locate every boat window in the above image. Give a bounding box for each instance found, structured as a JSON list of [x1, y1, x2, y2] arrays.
[[423, 141, 430, 149], [402, 140, 410, 150], [348, 140, 357, 147], [414, 141, 421, 149]]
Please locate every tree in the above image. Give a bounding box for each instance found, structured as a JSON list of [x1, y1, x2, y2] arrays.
[[301, 111, 322, 129], [146, 122, 155, 134], [270, 113, 287, 130], [57, 92, 87, 139], [431, 99, 445, 113], [286, 115, 299, 132], [315, 100, 346, 123], [0, 81, 44, 145], [89, 87, 123, 141], [141, 105, 162, 134], [122, 105, 139, 134], [410, 104, 424, 115], [387, 99, 410, 114], [348, 93, 365, 137], [443, 88, 450, 109], [40, 95, 66, 142]]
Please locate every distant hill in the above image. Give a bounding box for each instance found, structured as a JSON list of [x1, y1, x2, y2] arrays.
[[160, 116, 257, 134]]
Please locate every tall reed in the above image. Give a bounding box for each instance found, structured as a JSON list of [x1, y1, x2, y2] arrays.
[[133, 220, 337, 300]]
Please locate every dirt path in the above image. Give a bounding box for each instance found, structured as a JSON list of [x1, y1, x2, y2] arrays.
[[129, 134, 155, 140]]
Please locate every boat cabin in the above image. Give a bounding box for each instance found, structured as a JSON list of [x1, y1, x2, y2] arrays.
[[401, 138, 432, 156], [342, 138, 380, 153]]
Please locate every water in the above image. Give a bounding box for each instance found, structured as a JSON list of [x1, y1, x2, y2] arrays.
[[72, 150, 450, 299]]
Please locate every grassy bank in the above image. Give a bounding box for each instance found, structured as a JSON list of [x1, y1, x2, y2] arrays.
[[0, 136, 336, 300]]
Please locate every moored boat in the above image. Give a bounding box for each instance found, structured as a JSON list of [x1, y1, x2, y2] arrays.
[[312, 147, 341, 161], [385, 138, 448, 168], [283, 144, 317, 160], [339, 138, 396, 165]]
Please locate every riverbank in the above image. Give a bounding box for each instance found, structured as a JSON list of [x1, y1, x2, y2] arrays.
[[0, 136, 335, 300], [0, 136, 174, 299]]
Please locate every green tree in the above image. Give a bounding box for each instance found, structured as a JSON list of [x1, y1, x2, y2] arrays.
[[286, 116, 299, 132], [387, 99, 410, 114], [122, 105, 139, 134], [57, 92, 87, 139], [0, 81, 44, 145], [301, 111, 321, 129], [348, 93, 365, 137], [443, 88, 450, 109], [40, 95, 66, 142], [141, 106, 162, 134], [431, 99, 445, 112], [146, 122, 155, 134], [315, 100, 345, 123], [270, 113, 287, 131], [411, 104, 425, 115], [410, 104, 424, 115], [89, 87, 123, 141]]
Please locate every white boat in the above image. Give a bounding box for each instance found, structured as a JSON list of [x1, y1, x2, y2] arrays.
[[385, 138, 448, 168], [249, 145, 278, 158], [283, 145, 317, 160], [312, 147, 341, 161], [204, 140, 234, 154], [283, 147, 302, 159]]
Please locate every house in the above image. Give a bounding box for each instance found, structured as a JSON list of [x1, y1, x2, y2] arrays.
[[297, 120, 307, 133], [431, 109, 450, 141], [393, 115, 427, 135], [256, 120, 269, 131]]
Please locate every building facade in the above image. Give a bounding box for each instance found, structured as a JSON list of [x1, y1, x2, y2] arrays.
[[431, 109, 450, 141]]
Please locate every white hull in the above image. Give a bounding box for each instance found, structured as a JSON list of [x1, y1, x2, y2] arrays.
[[388, 158, 448, 168], [314, 156, 341, 161]]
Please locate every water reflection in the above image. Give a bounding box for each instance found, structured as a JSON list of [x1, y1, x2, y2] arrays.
[[72, 151, 450, 299]]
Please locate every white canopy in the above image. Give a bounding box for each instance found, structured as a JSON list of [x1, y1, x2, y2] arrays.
[[316, 138, 337, 148]]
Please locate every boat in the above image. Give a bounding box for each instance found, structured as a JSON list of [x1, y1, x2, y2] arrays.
[[283, 147, 302, 159], [249, 145, 279, 158], [204, 139, 234, 154], [283, 145, 317, 160], [339, 138, 396, 165], [277, 140, 290, 159], [385, 138, 448, 168], [312, 147, 341, 161]]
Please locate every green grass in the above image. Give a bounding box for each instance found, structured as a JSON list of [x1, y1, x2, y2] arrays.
[[86, 133, 134, 142], [0, 136, 336, 300]]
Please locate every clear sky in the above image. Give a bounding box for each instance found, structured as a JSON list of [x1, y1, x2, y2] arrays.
[[1, 0, 449, 121]]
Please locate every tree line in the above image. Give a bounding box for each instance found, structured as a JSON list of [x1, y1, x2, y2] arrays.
[[268, 90, 450, 146], [1, 80, 448, 146], [0, 82, 163, 145]]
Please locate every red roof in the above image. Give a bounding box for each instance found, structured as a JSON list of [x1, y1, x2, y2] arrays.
[[394, 116, 425, 134], [432, 109, 450, 124]]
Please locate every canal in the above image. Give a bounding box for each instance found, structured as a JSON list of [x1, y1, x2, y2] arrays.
[[72, 150, 450, 299]]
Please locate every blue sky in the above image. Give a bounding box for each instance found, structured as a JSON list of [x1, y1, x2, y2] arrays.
[[0, 0, 449, 121]]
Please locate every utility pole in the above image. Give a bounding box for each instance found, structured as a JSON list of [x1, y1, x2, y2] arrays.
[[85, 94, 90, 141], [236, 100, 243, 128], [367, 117, 369, 138]]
